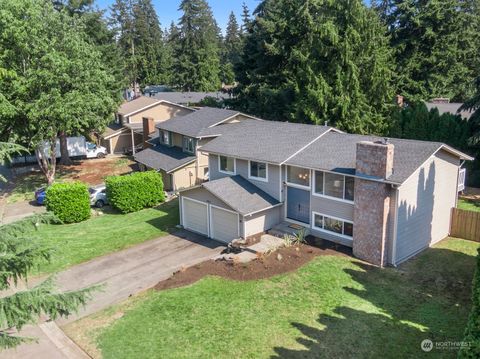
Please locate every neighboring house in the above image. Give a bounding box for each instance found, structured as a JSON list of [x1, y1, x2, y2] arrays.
[[134, 107, 255, 192], [178, 119, 472, 267], [151, 92, 230, 106], [100, 96, 194, 155], [425, 98, 473, 120]]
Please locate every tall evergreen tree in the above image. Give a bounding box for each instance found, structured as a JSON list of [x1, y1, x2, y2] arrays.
[[221, 11, 241, 84], [235, 0, 395, 134], [240, 2, 251, 35], [110, 0, 168, 88], [376, 0, 479, 102], [174, 0, 221, 91]]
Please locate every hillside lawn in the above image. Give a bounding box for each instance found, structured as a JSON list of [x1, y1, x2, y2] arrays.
[[65, 238, 478, 359]]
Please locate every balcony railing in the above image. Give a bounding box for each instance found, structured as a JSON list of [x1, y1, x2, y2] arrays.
[[458, 168, 466, 192]]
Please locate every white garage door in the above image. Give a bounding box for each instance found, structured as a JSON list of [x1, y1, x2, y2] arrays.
[[182, 197, 208, 236], [210, 206, 239, 244]]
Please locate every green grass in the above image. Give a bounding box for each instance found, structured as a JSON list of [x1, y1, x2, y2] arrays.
[[6, 172, 47, 203], [65, 238, 479, 359], [458, 198, 480, 212], [33, 199, 179, 274]]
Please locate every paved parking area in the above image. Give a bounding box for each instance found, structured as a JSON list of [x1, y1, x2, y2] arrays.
[[0, 230, 224, 358], [1, 200, 46, 225]]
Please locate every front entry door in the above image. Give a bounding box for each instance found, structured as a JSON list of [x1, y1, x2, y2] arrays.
[[287, 187, 310, 224]]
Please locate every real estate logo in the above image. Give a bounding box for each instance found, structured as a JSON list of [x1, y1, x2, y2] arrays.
[[421, 339, 433, 352]]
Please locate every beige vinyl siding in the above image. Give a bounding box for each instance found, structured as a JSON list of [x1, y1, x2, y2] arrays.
[[394, 150, 460, 264], [172, 133, 183, 148], [127, 103, 191, 123], [160, 170, 173, 192], [110, 132, 142, 154], [310, 195, 354, 222], [244, 207, 282, 238], [172, 162, 198, 191]]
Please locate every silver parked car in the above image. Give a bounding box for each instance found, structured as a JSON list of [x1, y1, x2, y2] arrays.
[[89, 184, 108, 208]]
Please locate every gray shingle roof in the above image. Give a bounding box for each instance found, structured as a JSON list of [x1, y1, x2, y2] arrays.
[[425, 102, 473, 120], [152, 92, 229, 104], [134, 145, 195, 173], [285, 132, 450, 184], [203, 175, 280, 215], [200, 119, 333, 164], [157, 107, 241, 138]]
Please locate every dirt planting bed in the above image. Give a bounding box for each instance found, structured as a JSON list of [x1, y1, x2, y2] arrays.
[[155, 238, 352, 291]]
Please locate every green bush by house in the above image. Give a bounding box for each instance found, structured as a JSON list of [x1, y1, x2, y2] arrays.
[[45, 182, 91, 223], [106, 171, 165, 214], [459, 248, 480, 358]]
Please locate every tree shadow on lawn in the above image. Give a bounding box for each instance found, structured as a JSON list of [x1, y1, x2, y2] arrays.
[[272, 246, 477, 358]]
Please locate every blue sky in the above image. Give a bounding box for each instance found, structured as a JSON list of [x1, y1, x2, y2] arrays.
[[95, 0, 261, 34]]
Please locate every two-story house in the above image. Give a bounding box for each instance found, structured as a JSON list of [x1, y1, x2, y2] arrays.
[[133, 107, 256, 191], [178, 119, 472, 267], [99, 96, 194, 155]]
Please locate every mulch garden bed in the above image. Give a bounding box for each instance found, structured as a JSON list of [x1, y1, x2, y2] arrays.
[[154, 237, 352, 291]]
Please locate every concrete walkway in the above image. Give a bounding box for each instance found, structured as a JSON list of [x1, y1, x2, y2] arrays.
[[0, 231, 225, 358], [1, 200, 46, 225]]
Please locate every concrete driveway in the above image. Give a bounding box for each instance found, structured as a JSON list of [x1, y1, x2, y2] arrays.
[[1, 200, 46, 225], [0, 231, 224, 358]]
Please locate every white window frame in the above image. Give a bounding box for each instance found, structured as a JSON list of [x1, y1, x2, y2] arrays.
[[313, 170, 354, 204], [311, 211, 354, 240], [218, 155, 236, 175], [285, 166, 311, 190], [248, 160, 268, 182]]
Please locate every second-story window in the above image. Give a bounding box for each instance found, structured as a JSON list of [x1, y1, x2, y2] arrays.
[[287, 166, 310, 187], [249, 161, 268, 181], [219, 156, 235, 174], [314, 170, 355, 201], [183, 136, 196, 154], [159, 130, 171, 146]]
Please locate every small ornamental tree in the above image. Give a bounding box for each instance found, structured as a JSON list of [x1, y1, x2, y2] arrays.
[[106, 171, 165, 214], [45, 182, 91, 223]]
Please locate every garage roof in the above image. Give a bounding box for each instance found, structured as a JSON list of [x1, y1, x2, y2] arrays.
[[203, 175, 281, 216]]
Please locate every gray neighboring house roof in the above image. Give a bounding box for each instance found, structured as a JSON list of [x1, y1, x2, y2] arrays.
[[200, 119, 334, 164], [117, 96, 162, 116], [134, 145, 196, 173], [152, 92, 229, 104], [157, 107, 243, 138], [202, 175, 281, 215], [285, 131, 471, 184], [425, 102, 474, 120]]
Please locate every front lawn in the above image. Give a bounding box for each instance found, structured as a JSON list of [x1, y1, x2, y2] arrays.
[[32, 199, 179, 274], [65, 238, 478, 358]]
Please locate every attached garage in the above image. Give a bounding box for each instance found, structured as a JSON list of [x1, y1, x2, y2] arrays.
[[180, 175, 282, 244], [210, 206, 239, 243], [182, 197, 209, 236]]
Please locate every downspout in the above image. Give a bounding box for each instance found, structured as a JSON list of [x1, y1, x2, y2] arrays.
[[391, 185, 399, 267], [131, 129, 135, 155]]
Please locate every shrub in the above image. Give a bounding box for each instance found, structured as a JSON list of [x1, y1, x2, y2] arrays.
[[459, 248, 480, 358], [45, 182, 91, 223], [106, 171, 165, 214]]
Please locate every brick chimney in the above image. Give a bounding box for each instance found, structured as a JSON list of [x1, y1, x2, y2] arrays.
[[142, 117, 155, 149], [353, 141, 395, 267]]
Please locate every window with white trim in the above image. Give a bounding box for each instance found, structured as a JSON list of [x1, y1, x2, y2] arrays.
[[313, 212, 354, 238], [314, 170, 354, 201], [249, 161, 267, 181], [287, 166, 310, 187], [159, 130, 171, 146], [219, 156, 235, 174]]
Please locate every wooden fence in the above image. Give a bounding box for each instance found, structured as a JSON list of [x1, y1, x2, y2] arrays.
[[451, 208, 480, 242]]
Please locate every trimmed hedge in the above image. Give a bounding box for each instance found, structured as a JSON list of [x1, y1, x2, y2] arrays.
[[106, 171, 165, 214], [45, 182, 91, 223], [459, 248, 480, 358]]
